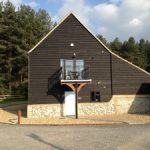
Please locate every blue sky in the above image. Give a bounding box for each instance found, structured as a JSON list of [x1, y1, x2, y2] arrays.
[[1, 0, 150, 41]]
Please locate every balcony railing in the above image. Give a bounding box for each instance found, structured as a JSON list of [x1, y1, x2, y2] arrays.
[[61, 67, 90, 80]]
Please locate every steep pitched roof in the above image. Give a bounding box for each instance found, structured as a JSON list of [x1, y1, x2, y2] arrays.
[[28, 13, 150, 76]]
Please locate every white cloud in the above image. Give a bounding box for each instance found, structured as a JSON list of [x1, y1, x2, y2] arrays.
[[27, 1, 39, 8], [1, 0, 150, 41], [57, 0, 91, 28], [98, 27, 108, 34], [55, 0, 150, 41], [128, 18, 142, 27], [94, 3, 118, 18], [0, 0, 39, 9], [0, 0, 22, 8], [93, 3, 118, 23]]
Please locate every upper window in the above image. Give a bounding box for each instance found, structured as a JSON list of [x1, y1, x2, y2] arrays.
[[60, 59, 84, 80]]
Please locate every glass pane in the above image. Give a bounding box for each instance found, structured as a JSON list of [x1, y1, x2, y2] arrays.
[[76, 60, 84, 79], [60, 59, 64, 67], [76, 60, 84, 72], [60, 59, 64, 79], [60, 59, 85, 80], [65, 60, 74, 79]]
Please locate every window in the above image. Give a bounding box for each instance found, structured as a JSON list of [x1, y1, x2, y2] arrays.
[[60, 59, 84, 80], [76, 60, 84, 79], [91, 91, 100, 102]]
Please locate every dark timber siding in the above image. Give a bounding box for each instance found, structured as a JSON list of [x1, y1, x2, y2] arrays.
[[112, 55, 150, 94], [28, 14, 150, 105], [28, 14, 112, 104]]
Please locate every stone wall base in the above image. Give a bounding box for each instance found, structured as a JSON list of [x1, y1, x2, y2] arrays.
[[27, 95, 150, 118], [27, 104, 63, 118], [113, 95, 150, 114]]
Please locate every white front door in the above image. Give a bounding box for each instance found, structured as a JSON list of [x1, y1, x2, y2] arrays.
[[65, 92, 75, 116]]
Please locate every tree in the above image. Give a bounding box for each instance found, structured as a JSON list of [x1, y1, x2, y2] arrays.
[[16, 5, 54, 83], [0, 1, 54, 95], [138, 38, 148, 69], [120, 37, 141, 66], [109, 37, 122, 55], [97, 34, 108, 46], [34, 9, 53, 41], [0, 1, 17, 94], [145, 40, 150, 72]]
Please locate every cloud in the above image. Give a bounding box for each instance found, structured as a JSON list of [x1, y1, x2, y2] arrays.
[[98, 27, 108, 34], [0, 0, 39, 9], [0, 0, 22, 8], [93, 3, 118, 22], [128, 18, 142, 27], [55, 0, 150, 41], [27, 1, 39, 8], [58, 0, 91, 27], [1, 0, 150, 41]]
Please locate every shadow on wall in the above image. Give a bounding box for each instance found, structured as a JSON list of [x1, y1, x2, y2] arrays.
[[128, 83, 150, 114], [47, 68, 72, 103]]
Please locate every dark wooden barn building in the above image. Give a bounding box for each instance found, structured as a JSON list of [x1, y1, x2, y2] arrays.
[[27, 13, 150, 118]]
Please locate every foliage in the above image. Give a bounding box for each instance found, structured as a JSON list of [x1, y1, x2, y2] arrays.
[[0, 75, 9, 94], [0, 1, 150, 99], [0, 1, 54, 95], [97, 35, 150, 71], [19, 80, 28, 99], [97, 34, 108, 46]]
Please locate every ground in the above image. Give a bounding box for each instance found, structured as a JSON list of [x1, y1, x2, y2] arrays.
[[0, 124, 150, 150], [0, 103, 150, 149], [1, 102, 150, 125], [0, 109, 150, 124]]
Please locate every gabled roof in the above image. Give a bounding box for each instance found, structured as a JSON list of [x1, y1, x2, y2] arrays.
[[28, 13, 150, 76]]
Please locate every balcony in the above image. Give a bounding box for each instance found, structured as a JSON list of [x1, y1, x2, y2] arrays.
[[60, 67, 92, 84]]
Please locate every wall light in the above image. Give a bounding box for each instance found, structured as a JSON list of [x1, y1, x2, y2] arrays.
[[70, 43, 74, 47]]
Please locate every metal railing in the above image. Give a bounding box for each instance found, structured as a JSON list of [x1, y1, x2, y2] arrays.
[[61, 67, 90, 80]]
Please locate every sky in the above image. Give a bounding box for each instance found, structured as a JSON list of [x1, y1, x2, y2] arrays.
[[1, 0, 150, 41]]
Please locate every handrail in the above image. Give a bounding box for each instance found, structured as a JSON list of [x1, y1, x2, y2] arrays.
[[60, 67, 90, 80]]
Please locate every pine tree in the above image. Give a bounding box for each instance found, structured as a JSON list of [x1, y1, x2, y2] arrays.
[[0, 1, 17, 94], [145, 40, 150, 72], [0, 1, 55, 95], [97, 34, 108, 46], [110, 37, 122, 55], [138, 38, 148, 69], [120, 37, 141, 66]]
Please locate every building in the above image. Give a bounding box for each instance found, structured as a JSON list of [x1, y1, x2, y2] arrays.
[[27, 13, 150, 118]]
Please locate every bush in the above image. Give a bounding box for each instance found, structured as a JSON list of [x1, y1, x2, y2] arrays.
[[19, 80, 28, 99]]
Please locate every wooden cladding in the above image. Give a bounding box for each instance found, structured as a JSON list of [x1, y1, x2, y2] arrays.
[[28, 14, 150, 105]]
